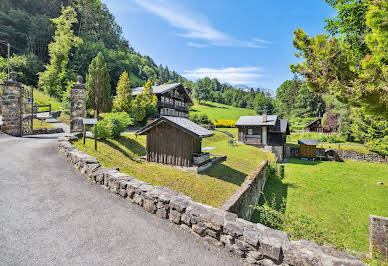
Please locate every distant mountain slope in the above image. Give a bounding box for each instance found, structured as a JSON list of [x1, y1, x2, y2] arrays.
[[190, 100, 257, 121]]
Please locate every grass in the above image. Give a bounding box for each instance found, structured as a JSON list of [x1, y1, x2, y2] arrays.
[[33, 119, 56, 129], [74, 128, 273, 208], [252, 158, 388, 254], [33, 89, 62, 111], [191, 100, 257, 121]]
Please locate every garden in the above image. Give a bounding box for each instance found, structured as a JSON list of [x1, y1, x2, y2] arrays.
[[252, 158, 388, 256], [74, 128, 273, 208]]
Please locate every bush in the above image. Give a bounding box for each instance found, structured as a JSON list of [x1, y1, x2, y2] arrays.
[[288, 132, 346, 143], [189, 113, 210, 125], [212, 119, 236, 128], [92, 112, 133, 139]]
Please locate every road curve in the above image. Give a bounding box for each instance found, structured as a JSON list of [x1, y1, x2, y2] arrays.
[[0, 132, 243, 265]]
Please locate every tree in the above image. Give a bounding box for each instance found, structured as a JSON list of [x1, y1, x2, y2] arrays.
[[274, 76, 303, 119], [131, 79, 157, 122], [113, 71, 132, 114], [192, 81, 209, 103], [86, 52, 111, 114], [253, 92, 273, 115], [292, 84, 326, 118], [38, 6, 82, 98], [290, 0, 388, 118]]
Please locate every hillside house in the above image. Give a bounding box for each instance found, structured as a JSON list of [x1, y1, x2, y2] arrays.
[[136, 116, 214, 167], [132, 83, 192, 118], [235, 114, 290, 161], [305, 118, 323, 132]]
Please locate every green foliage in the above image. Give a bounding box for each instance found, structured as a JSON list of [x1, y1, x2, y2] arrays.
[[61, 81, 75, 114], [112, 71, 132, 113], [290, 0, 388, 118], [86, 52, 111, 114], [253, 91, 273, 114], [130, 79, 157, 122], [288, 132, 347, 143], [38, 6, 82, 99], [92, 112, 133, 139], [189, 113, 210, 125]]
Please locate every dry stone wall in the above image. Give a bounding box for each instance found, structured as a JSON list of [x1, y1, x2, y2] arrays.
[[222, 160, 268, 221], [0, 79, 22, 136], [58, 135, 365, 265], [70, 77, 86, 133]]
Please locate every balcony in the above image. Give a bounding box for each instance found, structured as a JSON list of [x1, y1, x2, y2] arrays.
[[170, 93, 184, 100]]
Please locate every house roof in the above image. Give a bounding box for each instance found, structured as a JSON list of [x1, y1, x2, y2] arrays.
[[305, 117, 322, 128], [131, 83, 193, 104], [270, 119, 290, 135], [298, 139, 318, 145], [136, 116, 214, 139], [235, 115, 278, 127]]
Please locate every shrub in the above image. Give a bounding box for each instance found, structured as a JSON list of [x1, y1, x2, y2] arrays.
[[92, 112, 133, 139], [189, 113, 209, 125], [288, 132, 346, 143], [212, 119, 236, 128]]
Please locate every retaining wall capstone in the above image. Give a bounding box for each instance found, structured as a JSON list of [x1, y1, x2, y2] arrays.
[[222, 160, 268, 221], [58, 135, 365, 265]]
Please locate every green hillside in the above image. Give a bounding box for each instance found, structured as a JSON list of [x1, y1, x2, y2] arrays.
[[190, 100, 257, 121]]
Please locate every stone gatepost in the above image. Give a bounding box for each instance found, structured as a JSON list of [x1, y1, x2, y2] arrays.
[[1, 72, 22, 136], [70, 76, 87, 133]]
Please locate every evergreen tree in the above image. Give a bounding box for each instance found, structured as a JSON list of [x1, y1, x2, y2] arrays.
[[131, 79, 158, 122], [113, 71, 132, 114], [86, 52, 111, 114], [38, 6, 82, 98]]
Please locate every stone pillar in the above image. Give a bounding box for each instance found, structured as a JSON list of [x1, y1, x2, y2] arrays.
[[262, 126, 267, 145], [70, 76, 87, 133], [369, 215, 388, 260], [0, 72, 22, 136]]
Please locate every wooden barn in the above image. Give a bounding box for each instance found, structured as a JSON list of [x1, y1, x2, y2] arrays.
[[298, 139, 318, 159], [305, 118, 323, 132], [136, 116, 214, 167]]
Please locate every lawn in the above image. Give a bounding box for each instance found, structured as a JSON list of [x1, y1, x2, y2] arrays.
[[252, 158, 388, 254], [74, 128, 273, 208], [191, 100, 257, 121], [33, 89, 62, 111], [33, 119, 56, 129]]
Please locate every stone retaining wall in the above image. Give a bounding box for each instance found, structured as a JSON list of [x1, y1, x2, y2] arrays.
[[33, 127, 64, 135], [222, 160, 268, 221], [58, 135, 365, 265], [336, 150, 387, 164]]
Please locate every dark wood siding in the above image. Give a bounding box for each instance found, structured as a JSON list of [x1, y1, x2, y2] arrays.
[[237, 126, 262, 144], [300, 144, 316, 159], [268, 133, 282, 146], [146, 122, 198, 167]]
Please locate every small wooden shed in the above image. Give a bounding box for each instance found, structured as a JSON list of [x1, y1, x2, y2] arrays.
[[305, 118, 323, 132], [298, 139, 318, 159], [136, 116, 214, 167]]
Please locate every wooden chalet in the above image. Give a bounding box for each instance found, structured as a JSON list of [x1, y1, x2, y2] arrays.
[[235, 114, 290, 160], [298, 139, 318, 159], [132, 83, 192, 118], [136, 116, 214, 167], [305, 118, 323, 132]]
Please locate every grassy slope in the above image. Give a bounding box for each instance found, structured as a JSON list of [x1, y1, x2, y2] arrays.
[[33, 90, 70, 125], [33, 119, 56, 129], [190, 100, 257, 121], [254, 159, 388, 253], [74, 128, 273, 208]]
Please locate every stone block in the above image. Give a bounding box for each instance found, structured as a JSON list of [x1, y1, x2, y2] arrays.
[[220, 234, 234, 245], [133, 193, 143, 206], [143, 199, 156, 213], [203, 236, 223, 247], [192, 222, 206, 236], [200, 208, 224, 231], [118, 188, 127, 198], [369, 215, 388, 260], [205, 228, 219, 239], [246, 251, 264, 264], [243, 228, 260, 247], [235, 239, 254, 252], [181, 213, 191, 226], [170, 196, 190, 213], [156, 208, 167, 219], [169, 209, 181, 224], [223, 221, 243, 237]]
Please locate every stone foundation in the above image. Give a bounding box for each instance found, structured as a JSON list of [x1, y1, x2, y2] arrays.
[[70, 77, 86, 133], [57, 135, 365, 265], [369, 215, 388, 260]]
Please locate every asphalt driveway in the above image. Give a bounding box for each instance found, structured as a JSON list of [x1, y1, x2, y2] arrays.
[[0, 132, 242, 265]]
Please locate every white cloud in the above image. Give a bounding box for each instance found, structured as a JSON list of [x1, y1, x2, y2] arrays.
[[132, 0, 268, 48], [183, 67, 263, 86], [187, 42, 209, 48], [253, 38, 272, 44]]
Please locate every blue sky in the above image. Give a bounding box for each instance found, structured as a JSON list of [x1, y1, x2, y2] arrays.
[[102, 0, 335, 93]]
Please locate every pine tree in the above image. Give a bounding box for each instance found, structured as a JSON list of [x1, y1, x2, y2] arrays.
[[86, 52, 111, 115], [113, 71, 132, 114], [38, 6, 83, 98]]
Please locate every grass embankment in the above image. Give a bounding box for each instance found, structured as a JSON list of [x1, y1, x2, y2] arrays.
[[191, 100, 257, 121], [33, 119, 56, 129], [33, 89, 70, 125], [253, 158, 388, 253], [74, 128, 273, 208]]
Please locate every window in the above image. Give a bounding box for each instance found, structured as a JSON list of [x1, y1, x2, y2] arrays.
[[248, 129, 253, 135]]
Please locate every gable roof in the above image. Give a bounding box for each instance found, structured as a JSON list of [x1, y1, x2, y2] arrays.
[[305, 117, 322, 128], [131, 83, 193, 104], [270, 119, 290, 134], [235, 115, 278, 127], [136, 116, 214, 139], [298, 139, 318, 145]]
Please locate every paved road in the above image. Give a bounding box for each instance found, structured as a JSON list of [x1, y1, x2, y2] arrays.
[[0, 132, 242, 265]]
